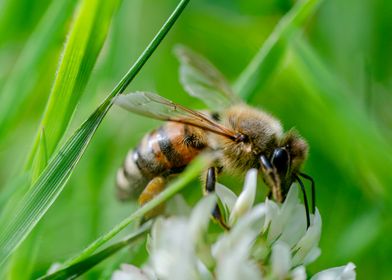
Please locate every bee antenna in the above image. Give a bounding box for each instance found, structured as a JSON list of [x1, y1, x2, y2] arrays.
[[299, 172, 316, 213], [295, 175, 310, 229]]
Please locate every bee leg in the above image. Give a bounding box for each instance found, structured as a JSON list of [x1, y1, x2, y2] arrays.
[[299, 172, 316, 213], [204, 167, 230, 230], [295, 175, 311, 229], [138, 176, 166, 220], [259, 155, 282, 202]]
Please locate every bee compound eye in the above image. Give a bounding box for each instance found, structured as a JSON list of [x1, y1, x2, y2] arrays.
[[271, 148, 290, 175]]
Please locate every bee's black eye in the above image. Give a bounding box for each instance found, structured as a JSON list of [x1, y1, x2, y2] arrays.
[[271, 148, 290, 176]]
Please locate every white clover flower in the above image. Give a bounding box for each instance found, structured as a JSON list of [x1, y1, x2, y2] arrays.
[[229, 168, 257, 225], [271, 241, 291, 279], [266, 186, 309, 246], [112, 169, 356, 280], [213, 204, 267, 280], [215, 182, 237, 212], [311, 262, 356, 280], [149, 195, 216, 280], [291, 266, 307, 280], [216, 235, 262, 280]]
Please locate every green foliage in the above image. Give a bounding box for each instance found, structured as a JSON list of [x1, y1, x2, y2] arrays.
[[0, 0, 190, 269], [0, 0, 121, 270]]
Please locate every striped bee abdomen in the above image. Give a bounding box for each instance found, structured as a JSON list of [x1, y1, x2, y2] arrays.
[[116, 150, 149, 201], [116, 122, 207, 201]]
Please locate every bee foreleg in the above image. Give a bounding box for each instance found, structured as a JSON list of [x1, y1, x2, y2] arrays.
[[204, 167, 230, 230], [259, 155, 282, 202], [138, 176, 166, 219], [299, 172, 316, 213], [295, 175, 311, 229]]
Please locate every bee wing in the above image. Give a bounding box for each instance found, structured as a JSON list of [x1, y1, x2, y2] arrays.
[[174, 45, 242, 110], [115, 92, 239, 139]]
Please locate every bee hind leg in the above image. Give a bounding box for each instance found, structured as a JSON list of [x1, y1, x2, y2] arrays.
[[204, 167, 230, 230], [138, 176, 166, 220]]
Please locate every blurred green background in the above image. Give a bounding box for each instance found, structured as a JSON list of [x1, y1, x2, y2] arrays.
[[0, 0, 391, 279]]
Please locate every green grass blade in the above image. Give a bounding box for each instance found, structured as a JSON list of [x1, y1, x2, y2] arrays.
[[39, 222, 152, 280], [64, 154, 209, 266], [0, 0, 77, 137], [31, 128, 48, 183], [234, 0, 321, 101], [26, 0, 121, 169], [0, 0, 190, 265]]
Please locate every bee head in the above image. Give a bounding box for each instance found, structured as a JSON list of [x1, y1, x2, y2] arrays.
[[272, 130, 308, 197]]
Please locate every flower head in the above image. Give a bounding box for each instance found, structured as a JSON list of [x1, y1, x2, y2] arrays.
[[112, 169, 356, 280]]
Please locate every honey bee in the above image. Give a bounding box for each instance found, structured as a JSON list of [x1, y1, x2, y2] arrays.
[[115, 46, 315, 227]]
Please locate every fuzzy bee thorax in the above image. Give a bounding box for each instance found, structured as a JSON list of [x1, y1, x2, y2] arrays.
[[211, 104, 284, 173]]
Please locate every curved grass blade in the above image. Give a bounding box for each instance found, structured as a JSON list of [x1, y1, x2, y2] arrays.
[[31, 128, 49, 183], [0, 0, 190, 265], [39, 221, 152, 280], [26, 0, 121, 169], [234, 0, 321, 101]]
